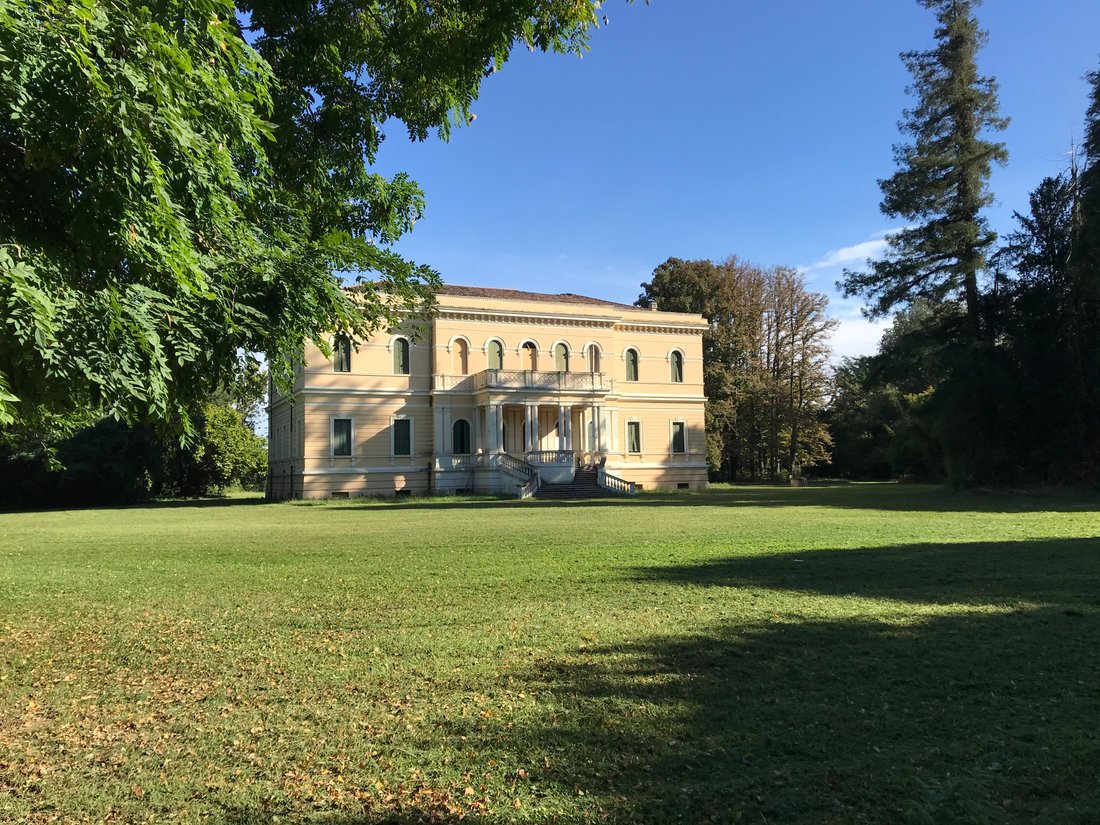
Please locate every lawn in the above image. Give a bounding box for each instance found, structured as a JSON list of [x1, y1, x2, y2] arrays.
[[1, 483, 1098, 824]]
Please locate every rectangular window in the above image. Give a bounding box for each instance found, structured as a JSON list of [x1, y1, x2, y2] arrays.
[[627, 421, 641, 454], [672, 421, 686, 454], [332, 418, 352, 456], [333, 336, 351, 372], [393, 418, 412, 456]]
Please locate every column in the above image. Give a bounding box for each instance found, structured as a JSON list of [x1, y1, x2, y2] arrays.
[[441, 405, 452, 455], [594, 404, 605, 452], [486, 404, 499, 453], [432, 402, 445, 460], [557, 404, 566, 450], [523, 404, 534, 452], [563, 404, 573, 450], [496, 404, 505, 452]]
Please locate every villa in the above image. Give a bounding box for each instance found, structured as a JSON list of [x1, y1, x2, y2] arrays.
[[267, 285, 709, 498]]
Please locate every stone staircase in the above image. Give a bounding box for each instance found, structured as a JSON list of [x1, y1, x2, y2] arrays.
[[534, 468, 621, 499]]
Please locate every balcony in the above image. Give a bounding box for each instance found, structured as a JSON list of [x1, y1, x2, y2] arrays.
[[434, 369, 611, 394]]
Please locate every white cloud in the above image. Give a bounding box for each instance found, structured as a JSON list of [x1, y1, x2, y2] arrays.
[[803, 237, 891, 273], [830, 314, 892, 362]]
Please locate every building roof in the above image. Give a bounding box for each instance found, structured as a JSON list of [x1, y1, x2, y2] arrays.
[[436, 284, 637, 309]]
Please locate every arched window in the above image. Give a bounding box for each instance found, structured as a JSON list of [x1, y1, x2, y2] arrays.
[[587, 345, 601, 373], [625, 348, 639, 382], [521, 341, 538, 371], [670, 351, 684, 383], [333, 335, 351, 372], [452, 339, 469, 375], [554, 343, 569, 372], [393, 337, 410, 375], [488, 340, 504, 370], [452, 419, 471, 455]]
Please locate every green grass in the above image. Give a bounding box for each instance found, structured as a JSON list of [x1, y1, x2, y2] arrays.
[[1, 483, 1098, 824]]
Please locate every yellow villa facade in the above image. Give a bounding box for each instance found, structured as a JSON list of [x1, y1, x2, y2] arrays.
[[267, 285, 709, 499]]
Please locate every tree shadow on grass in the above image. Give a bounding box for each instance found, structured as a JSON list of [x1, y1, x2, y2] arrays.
[[633, 537, 1100, 607], [295, 483, 1100, 515], [8, 483, 1094, 515], [473, 537, 1099, 823], [222, 538, 1100, 824], [0, 494, 273, 515], [500, 603, 1100, 824]]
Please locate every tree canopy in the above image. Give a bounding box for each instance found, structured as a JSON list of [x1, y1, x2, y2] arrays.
[[841, 0, 1007, 332], [640, 257, 836, 480], [0, 0, 615, 437]]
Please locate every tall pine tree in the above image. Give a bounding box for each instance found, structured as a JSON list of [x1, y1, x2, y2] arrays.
[[842, 0, 1007, 337], [1065, 67, 1100, 477]]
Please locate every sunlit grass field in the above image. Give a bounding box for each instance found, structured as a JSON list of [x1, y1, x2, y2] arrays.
[[2, 484, 1098, 824]]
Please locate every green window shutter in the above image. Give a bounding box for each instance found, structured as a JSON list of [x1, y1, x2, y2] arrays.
[[394, 339, 410, 374], [334, 336, 351, 372], [394, 419, 412, 455], [627, 422, 641, 453], [626, 350, 639, 381], [672, 422, 686, 453], [333, 418, 352, 456], [671, 352, 683, 382], [554, 343, 568, 372]]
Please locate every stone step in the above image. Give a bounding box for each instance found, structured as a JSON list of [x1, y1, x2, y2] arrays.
[[533, 469, 626, 499]]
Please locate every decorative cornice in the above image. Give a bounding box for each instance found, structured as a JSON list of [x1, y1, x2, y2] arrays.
[[612, 321, 709, 334], [435, 308, 619, 328]]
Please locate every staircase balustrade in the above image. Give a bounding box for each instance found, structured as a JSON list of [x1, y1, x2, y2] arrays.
[[496, 453, 540, 498], [596, 466, 636, 496]]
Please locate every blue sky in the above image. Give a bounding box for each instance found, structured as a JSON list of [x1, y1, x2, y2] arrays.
[[371, 0, 1100, 359]]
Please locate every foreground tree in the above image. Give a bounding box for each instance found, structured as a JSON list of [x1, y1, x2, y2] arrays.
[[842, 0, 1007, 336], [0, 1, 614, 437]]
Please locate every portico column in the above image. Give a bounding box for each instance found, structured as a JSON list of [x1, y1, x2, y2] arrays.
[[524, 403, 536, 452], [557, 404, 566, 450], [594, 404, 604, 452], [563, 404, 573, 450], [441, 405, 452, 454], [433, 402, 445, 459], [486, 404, 499, 452], [496, 404, 505, 452]]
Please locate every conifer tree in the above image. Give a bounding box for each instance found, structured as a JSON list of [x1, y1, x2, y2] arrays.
[[842, 0, 1008, 336]]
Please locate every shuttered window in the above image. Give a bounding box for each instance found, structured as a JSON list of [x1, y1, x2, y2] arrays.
[[670, 351, 684, 383], [625, 349, 639, 382], [393, 418, 412, 456], [332, 418, 352, 456], [333, 336, 351, 372], [672, 421, 686, 454]]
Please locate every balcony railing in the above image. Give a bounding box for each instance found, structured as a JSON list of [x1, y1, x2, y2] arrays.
[[434, 374, 476, 391], [475, 369, 608, 392], [524, 450, 576, 465]]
